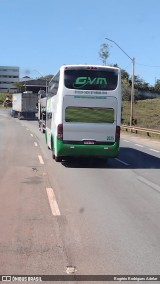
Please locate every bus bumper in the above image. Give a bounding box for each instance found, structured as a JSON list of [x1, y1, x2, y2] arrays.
[[56, 140, 120, 159]]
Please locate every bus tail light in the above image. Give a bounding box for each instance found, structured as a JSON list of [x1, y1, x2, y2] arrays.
[[57, 124, 63, 140], [87, 66, 97, 69], [115, 126, 120, 141]]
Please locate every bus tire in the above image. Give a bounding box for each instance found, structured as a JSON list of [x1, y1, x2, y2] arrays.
[[55, 156, 62, 162]]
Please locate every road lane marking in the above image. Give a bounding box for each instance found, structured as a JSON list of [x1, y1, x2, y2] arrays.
[[137, 176, 160, 194], [30, 133, 33, 137], [123, 140, 129, 143], [46, 188, 61, 216], [66, 266, 77, 274], [115, 158, 129, 166], [149, 148, 159, 153], [34, 142, 38, 147], [135, 144, 143, 147], [38, 155, 44, 164], [26, 128, 29, 131]]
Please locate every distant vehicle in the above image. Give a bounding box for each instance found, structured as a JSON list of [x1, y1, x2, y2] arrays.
[[38, 96, 47, 133], [12, 91, 38, 120], [46, 64, 121, 162]]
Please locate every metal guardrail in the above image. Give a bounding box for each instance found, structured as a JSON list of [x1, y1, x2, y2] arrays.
[[121, 125, 160, 137]]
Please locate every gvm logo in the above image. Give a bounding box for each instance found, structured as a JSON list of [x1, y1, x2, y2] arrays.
[[73, 77, 107, 88]]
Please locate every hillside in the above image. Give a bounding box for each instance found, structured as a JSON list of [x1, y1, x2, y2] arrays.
[[122, 98, 160, 130]]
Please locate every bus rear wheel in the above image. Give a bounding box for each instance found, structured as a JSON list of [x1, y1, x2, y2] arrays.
[[52, 152, 61, 162], [55, 156, 62, 162]]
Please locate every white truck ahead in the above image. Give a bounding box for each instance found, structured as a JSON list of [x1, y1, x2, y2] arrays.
[[12, 91, 38, 119]]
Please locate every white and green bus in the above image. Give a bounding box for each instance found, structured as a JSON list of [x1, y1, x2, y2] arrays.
[[46, 65, 121, 162]]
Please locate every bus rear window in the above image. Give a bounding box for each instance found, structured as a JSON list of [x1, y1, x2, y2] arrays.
[[65, 107, 114, 123], [64, 69, 118, 91]]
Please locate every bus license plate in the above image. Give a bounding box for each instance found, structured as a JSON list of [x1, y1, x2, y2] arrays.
[[83, 140, 95, 145]]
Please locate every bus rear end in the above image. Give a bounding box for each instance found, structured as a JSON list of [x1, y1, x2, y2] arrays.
[[55, 65, 121, 161]]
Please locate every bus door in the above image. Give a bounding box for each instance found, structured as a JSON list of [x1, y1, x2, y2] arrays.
[[62, 95, 118, 144]]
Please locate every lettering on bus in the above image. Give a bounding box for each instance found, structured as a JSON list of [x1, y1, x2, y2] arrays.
[[73, 77, 107, 89], [75, 90, 108, 95]]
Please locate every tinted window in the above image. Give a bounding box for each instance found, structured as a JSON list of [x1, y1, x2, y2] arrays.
[[64, 69, 118, 90], [65, 107, 114, 123]]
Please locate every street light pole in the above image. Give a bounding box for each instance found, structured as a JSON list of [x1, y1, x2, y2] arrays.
[[105, 37, 135, 126], [130, 57, 135, 126]]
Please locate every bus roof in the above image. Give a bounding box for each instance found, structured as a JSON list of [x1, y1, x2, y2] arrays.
[[60, 64, 120, 71]]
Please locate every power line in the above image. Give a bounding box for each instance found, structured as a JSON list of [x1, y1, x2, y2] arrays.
[[136, 62, 160, 68]]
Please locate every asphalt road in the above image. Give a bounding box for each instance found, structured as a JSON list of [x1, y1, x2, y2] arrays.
[[0, 108, 160, 282]]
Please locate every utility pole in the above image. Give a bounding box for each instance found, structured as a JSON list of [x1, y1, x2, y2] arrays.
[[105, 37, 135, 126], [130, 57, 135, 126]]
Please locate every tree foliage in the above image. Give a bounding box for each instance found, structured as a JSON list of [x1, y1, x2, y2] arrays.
[[99, 43, 109, 65], [134, 75, 149, 90], [154, 79, 160, 92], [121, 69, 129, 81]]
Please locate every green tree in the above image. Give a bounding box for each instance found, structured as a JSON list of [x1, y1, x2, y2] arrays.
[[134, 75, 149, 90], [122, 78, 131, 101], [14, 82, 24, 92], [154, 79, 160, 93], [121, 69, 130, 81], [122, 75, 138, 101], [99, 43, 109, 65]]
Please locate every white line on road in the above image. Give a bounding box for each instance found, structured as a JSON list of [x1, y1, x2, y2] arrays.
[[137, 176, 160, 194], [26, 128, 29, 131], [46, 188, 61, 216], [30, 133, 33, 137], [123, 140, 129, 143], [38, 155, 44, 165], [135, 144, 143, 147], [115, 158, 129, 166], [34, 142, 38, 147], [149, 148, 159, 153]]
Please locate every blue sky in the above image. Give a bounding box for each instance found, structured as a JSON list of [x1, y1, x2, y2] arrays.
[[1, 0, 160, 86]]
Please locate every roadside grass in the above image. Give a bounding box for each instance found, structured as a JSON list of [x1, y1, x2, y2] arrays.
[[122, 98, 160, 130], [0, 93, 12, 101]]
